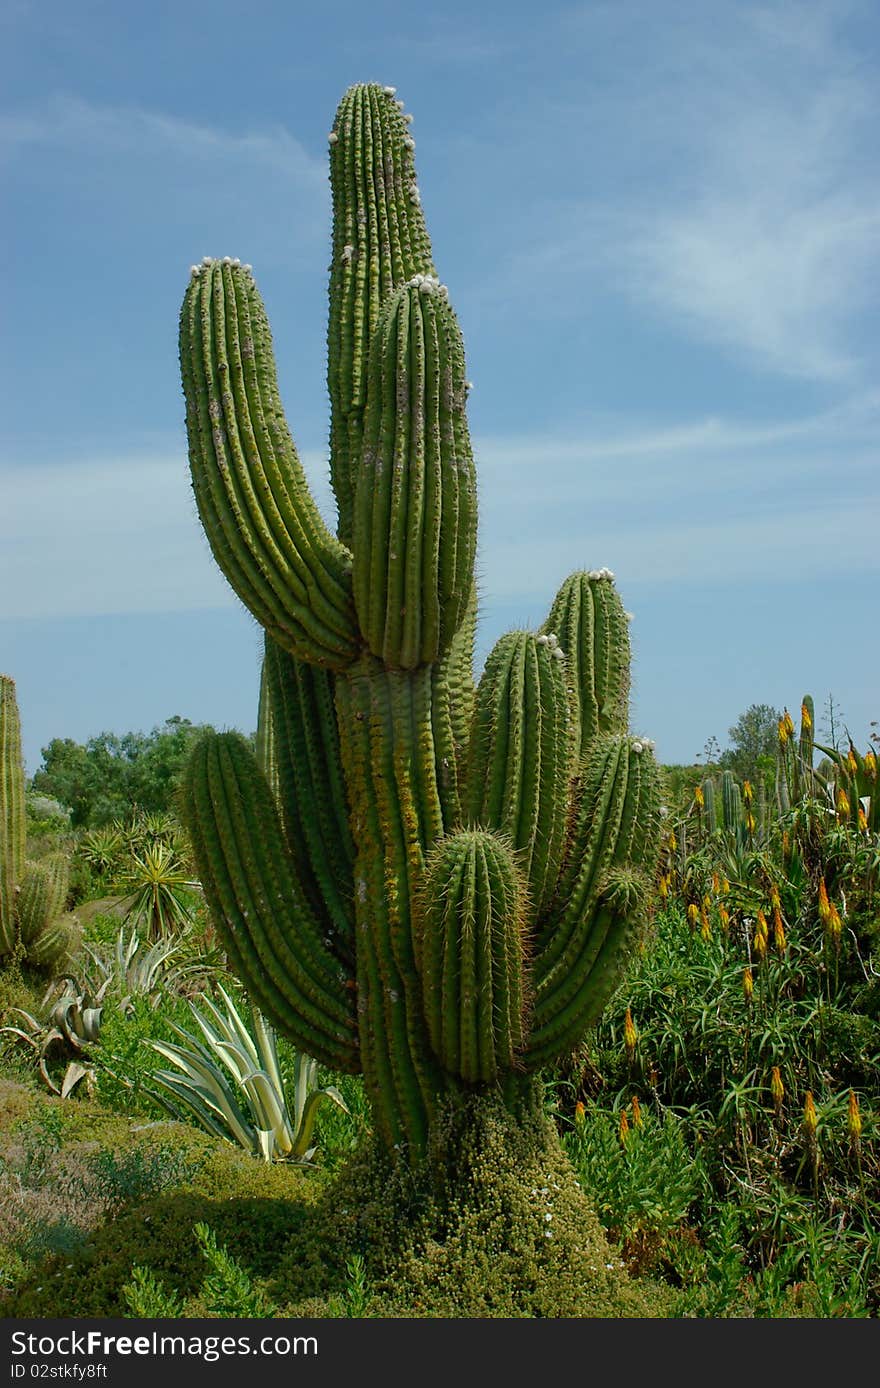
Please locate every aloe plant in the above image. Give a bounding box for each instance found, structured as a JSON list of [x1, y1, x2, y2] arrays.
[[147, 986, 349, 1162]]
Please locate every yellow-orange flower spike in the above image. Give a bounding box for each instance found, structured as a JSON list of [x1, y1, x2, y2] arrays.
[[773, 908, 786, 954], [847, 1091, 862, 1144], [770, 884, 781, 911], [574, 1100, 586, 1128], [803, 1091, 818, 1138], [858, 807, 867, 832], [865, 750, 877, 778], [800, 701, 812, 731], [687, 902, 699, 929], [667, 829, 678, 852], [827, 901, 843, 945], [658, 875, 668, 900], [837, 788, 850, 818], [743, 779, 753, 803], [700, 908, 711, 942], [771, 1066, 784, 1114], [694, 786, 704, 808], [777, 718, 789, 746], [719, 904, 730, 933], [784, 709, 795, 737], [743, 967, 754, 1002], [818, 879, 831, 924], [631, 1094, 642, 1128], [754, 917, 767, 960], [847, 746, 858, 775], [721, 878, 730, 895], [619, 1109, 630, 1147], [624, 1006, 638, 1062]]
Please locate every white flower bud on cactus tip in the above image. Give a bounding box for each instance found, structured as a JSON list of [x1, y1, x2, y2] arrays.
[[190, 265, 200, 276], [552, 647, 565, 660], [243, 264, 252, 272], [384, 86, 396, 96], [536, 634, 549, 646], [632, 741, 644, 754], [328, 132, 338, 144], [201, 255, 212, 264]]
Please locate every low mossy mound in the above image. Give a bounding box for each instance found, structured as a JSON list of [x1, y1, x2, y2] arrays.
[[4, 1084, 672, 1318], [276, 1087, 673, 1317]]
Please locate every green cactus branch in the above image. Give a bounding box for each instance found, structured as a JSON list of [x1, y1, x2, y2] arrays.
[[179, 83, 663, 1160], [1, 675, 79, 971]]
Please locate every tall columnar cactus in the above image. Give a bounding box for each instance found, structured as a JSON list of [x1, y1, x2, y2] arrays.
[[179, 84, 662, 1157], [0, 675, 79, 972]]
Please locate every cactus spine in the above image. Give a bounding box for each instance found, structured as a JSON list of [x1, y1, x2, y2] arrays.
[[179, 85, 662, 1158], [0, 676, 78, 971]]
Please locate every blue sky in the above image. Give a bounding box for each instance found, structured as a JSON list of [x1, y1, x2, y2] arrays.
[[2, 0, 878, 775]]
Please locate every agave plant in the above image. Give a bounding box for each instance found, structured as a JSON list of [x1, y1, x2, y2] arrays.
[[147, 986, 348, 1162], [85, 923, 189, 1014], [0, 974, 108, 1096]]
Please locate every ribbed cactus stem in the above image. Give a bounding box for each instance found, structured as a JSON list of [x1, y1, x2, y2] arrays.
[[328, 84, 435, 543], [542, 570, 630, 757], [352, 281, 476, 669], [418, 829, 528, 1083], [0, 675, 25, 955], [466, 630, 574, 922], [180, 261, 359, 669]]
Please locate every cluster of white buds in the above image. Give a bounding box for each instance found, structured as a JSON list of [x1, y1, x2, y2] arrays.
[[328, 131, 338, 145], [409, 184, 421, 203], [624, 610, 634, 622], [190, 256, 249, 278], [403, 135, 415, 150], [587, 566, 615, 581], [383, 86, 396, 96], [630, 738, 656, 755], [341, 244, 355, 261], [536, 632, 566, 660], [408, 273, 449, 298]]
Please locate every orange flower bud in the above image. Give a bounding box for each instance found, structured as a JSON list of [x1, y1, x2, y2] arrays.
[[858, 807, 867, 832], [770, 1066, 784, 1114], [837, 787, 850, 818], [700, 907, 711, 942], [773, 907, 786, 954], [800, 702, 812, 731], [818, 879, 831, 924], [574, 1100, 586, 1128], [743, 779, 753, 803], [865, 750, 877, 778], [712, 871, 720, 895], [803, 1091, 818, 1138], [631, 1094, 642, 1128], [770, 884, 781, 910], [847, 746, 858, 775], [743, 967, 754, 1002], [777, 718, 788, 746], [784, 709, 795, 737], [687, 902, 699, 929], [694, 786, 704, 808], [719, 904, 730, 933], [619, 1110, 630, 1147], [623, 1006, 638, 1062]]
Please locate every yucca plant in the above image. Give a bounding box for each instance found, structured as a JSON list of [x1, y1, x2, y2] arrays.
[[120, 842, 199, 941], [147, 986, 349, 1162]]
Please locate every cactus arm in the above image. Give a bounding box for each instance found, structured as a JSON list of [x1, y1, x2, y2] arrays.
[[430, 582, 477, 827], [524, 735, 661, 1065], [16, 856, 69, 948], [418, 829, 527, 1084], [1, 676, 25, 954], [466, 631, 574, 922], [328, 84, 435, 543], [542, 571, 631, 757], [182, 733, 359, 1074], [180, 260, 359, 669], [261, 636, 355, 962], [352, 282, 476, 669]]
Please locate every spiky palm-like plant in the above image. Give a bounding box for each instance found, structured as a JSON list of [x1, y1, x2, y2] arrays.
[[178, 84, 662, 1164]]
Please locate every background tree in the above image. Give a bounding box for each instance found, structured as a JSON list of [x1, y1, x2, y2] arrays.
[[32, 717, 221, 827], [719, 702, 781, 787]]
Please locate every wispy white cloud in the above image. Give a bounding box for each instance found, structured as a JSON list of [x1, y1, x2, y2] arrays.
[[488, 1, 879, 382], [4, 391, 875, 619], [0, 95, 322, 181]]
